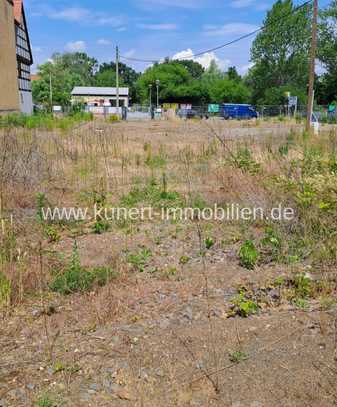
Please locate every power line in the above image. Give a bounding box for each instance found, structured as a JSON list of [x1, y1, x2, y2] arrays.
[[120, 0, 313, 64]]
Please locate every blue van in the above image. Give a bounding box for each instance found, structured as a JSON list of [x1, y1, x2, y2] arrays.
[[220, 104, 258, 120]]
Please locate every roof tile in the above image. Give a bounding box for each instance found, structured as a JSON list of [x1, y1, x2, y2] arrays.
[[13, 0, 22, 23]]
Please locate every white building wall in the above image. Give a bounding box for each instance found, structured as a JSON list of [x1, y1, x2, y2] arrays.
[[19, 91, 33, 114]]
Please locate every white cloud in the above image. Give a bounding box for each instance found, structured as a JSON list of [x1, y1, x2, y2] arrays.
[[137, 0, 205, 9], [124, 49, 136, 58], [231, 0, 255, 8], [43, 6, 125, 29], [137, 23, 178, 30], [172, 48, 230, 70], [32, 46, 43, 53], [96, 16, 125, 27], [230, 0, 270, 10], [238, 62, 254, 75], [65, 41, 86, 52], [49, 7, 90, 22], [203, 22, 259, 36], [97, 38, 111, 46]]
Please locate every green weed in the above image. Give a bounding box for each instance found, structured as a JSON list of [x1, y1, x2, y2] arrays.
[[205, 237, 215, 250], [92, 220, 110, 234], [0, 272, 11, 308], [231, 147, 261, 174], [35, 395, 56, 407], [127, 247, 152, 272], [179, 255, 190, 265], [229, 350, 248, 363], [231, 291, 259, 317], [239, 240, 259, 269], [50, 241, 117, 294]]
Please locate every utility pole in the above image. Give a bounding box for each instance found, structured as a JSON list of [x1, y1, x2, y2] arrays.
[[49, 71, 53, 111], [116, 46, 120, 114], [306, 0, 318, 132]]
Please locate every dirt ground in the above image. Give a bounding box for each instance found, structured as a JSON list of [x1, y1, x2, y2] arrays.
[[0, 118, 337, 407]]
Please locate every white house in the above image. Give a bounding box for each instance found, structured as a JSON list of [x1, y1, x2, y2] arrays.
[[71, 87, 129, 108]]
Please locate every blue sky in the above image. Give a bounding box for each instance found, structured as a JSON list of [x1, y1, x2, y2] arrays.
[[25, 0, 332, 74]]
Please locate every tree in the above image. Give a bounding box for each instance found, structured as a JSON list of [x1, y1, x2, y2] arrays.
[[226, 67, 241, 82], [94, 62, 140, 102], [248, 0, 312, 105], [201, 61, 250, 104], [208, 78, 251, 103], [136, 61, 205, 104], [173, 60, 205, 79], [32, 52, 98, 106], [317, 1, 337, 104]]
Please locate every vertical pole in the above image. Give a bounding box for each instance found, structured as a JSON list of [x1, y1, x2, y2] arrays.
[[155, 79, 160, 108], [49, 71, 53, 112], [156, 84, 159, 108], [149, 85, 152, 108], [306, 0, 318, 132], [116, 46, 120, 114]]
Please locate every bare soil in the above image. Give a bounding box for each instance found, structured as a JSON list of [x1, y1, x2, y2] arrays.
[[0, 118, 336, 407]]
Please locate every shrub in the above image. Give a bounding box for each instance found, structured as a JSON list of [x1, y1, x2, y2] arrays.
[[0, 111, 92, 130], [107, 114, 119, 122]]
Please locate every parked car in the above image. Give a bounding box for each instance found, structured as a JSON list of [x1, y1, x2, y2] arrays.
[[177, 108, 207, 119], [220, 104, 258, 120]]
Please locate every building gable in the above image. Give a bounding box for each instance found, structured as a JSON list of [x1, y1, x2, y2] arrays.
[[14, 0, 33, 65]]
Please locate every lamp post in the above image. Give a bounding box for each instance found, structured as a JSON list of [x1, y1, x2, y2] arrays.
[[155, 79, 160, 108], [149, 84, 153, 108]]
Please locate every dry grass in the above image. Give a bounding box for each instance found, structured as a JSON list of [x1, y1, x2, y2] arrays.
[[0, 117, 337, 406]]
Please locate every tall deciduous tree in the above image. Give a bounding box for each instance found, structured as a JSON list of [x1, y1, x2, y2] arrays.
[[33, 52, 98, 106], [247, 0, 311, 105], [317, 0, 337, 105], [94, 62, 140, 102]]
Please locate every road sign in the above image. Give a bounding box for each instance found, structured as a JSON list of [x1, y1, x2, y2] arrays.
[[288, 96, 298, 107]]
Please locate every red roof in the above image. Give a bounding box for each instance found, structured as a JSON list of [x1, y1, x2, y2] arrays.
[[13, 0, 23, 23]]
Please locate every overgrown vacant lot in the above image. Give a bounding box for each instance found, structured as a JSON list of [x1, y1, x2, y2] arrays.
[[0, 118, 337, 407]]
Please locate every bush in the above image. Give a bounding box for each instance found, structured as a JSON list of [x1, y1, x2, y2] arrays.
[[107, 114, 119, 122], [0, 111, 93, 130]]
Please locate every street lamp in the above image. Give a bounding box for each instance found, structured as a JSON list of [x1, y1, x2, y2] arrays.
[[155, 79, 160, 108], [148, 84, 153, 108]]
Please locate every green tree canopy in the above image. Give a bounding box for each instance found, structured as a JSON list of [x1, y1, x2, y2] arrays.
[[247, 0, 311, 105], [33, 52, 98, 106], [94, 62, 140, 102], [317, 1, 337, 105], [173, 60, 205, 79], [136, 61, 197, 104]]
